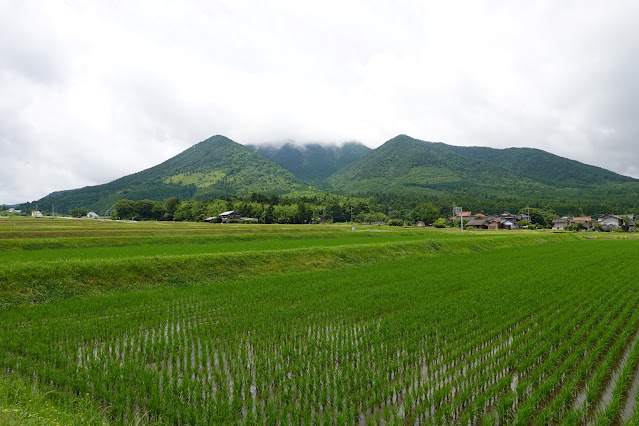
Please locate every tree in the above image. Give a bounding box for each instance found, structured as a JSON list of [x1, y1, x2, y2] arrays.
[[70, 208, 89, 218], [325, 202, 347, 222], [151, 203, 165, 220], [409, 203, 440, 224], [163, 197, 181, 221], [133, 200, 157, 220], [264, 205, 275, 224], [297, 201, 312, 224], [454, 219, 469, 228], [173, 202, 192, 221], [521, 207, 557, 229], [113, 199, 135, 220]]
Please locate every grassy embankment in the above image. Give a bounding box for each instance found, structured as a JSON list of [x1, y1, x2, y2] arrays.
[[0, 217, 578, 308]]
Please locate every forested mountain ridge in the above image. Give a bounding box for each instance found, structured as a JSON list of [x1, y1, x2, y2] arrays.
[[24, 135, 313, 214], [325, 135, 546, 197], [324, 134, 639, 208], [441, 144, 635, 186], [247, 142, 371, 186]]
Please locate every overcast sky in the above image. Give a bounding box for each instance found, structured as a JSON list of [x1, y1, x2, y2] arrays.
[[2, 1, 639, 204]]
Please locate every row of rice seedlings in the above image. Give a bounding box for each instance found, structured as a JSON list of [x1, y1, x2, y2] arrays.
[[536, 294, 639, 424], [517, 281, 639, 422], [435, 310, 550, 422], [365, 305, 533, 423], [474, 303, 590, 420], [579, 304, 639, 423], [564, 294, 639, 422], [629, 364, 639, 425], [518, 284, 632, 422], [523, 291, 639, 425], [423, 295, 586, 424], [355, 294, 569, 424], [475, 284, 623, 424], [435, 301, 574, 424], [595, 325, 639, 424], [494, 304, 598, 423]]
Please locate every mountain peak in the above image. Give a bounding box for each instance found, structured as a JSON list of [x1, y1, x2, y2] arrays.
[[27, 135, 311, 214]]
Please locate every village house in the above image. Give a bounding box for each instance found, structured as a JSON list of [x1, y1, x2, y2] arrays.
[[552, 217, 572, 230], [450, 212, 485, 224], [598, 214, 635, 231], [464, 212, 527, 230], [465, 211, 530, 230], [573, 216, 592, 230], [87, 212, 99, 219], [31, 210, 43, 218], [465, 218, 490, 229]]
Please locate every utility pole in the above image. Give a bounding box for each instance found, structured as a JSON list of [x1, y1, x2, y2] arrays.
[[454, 206, 464, 233]]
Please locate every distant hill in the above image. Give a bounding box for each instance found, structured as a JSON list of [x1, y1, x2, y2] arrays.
[[25, 135, 312, 214], [325, 134, 639, 206], [247, 142, 371, 186]]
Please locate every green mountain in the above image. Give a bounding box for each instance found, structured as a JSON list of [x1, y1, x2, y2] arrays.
[[325, 134, 639, 207], [247, 142, 371, 186], [26, 135, 312, 214], [441, 145, 635, 187]]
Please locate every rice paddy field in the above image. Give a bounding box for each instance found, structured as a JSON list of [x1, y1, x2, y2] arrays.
[[2, 217, 639, 425]]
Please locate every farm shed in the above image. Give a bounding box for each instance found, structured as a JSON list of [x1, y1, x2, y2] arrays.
[[206, 211, 257, 223], [217, 211, 241, 222]]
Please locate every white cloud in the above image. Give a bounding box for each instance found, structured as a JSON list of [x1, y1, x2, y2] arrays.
[[1, 0, 639, 204]]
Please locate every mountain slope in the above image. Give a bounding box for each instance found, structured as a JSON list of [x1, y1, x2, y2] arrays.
[[28, 135, 311, 214], [325, 134, 639, 204], [441, 145, 635, 186], [247, 142, 371, 185], [326, 135, 545, 197]]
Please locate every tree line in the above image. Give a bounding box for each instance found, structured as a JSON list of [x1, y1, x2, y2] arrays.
[[110, 193, 449, 225], [109, 193, 568, 227]]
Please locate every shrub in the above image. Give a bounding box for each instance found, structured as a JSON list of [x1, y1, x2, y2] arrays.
[[433, 218, 448, 228], [387, 219, 404, 226]]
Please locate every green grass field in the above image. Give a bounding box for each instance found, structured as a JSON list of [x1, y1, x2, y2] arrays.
[[2, 217, 639, 424]]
